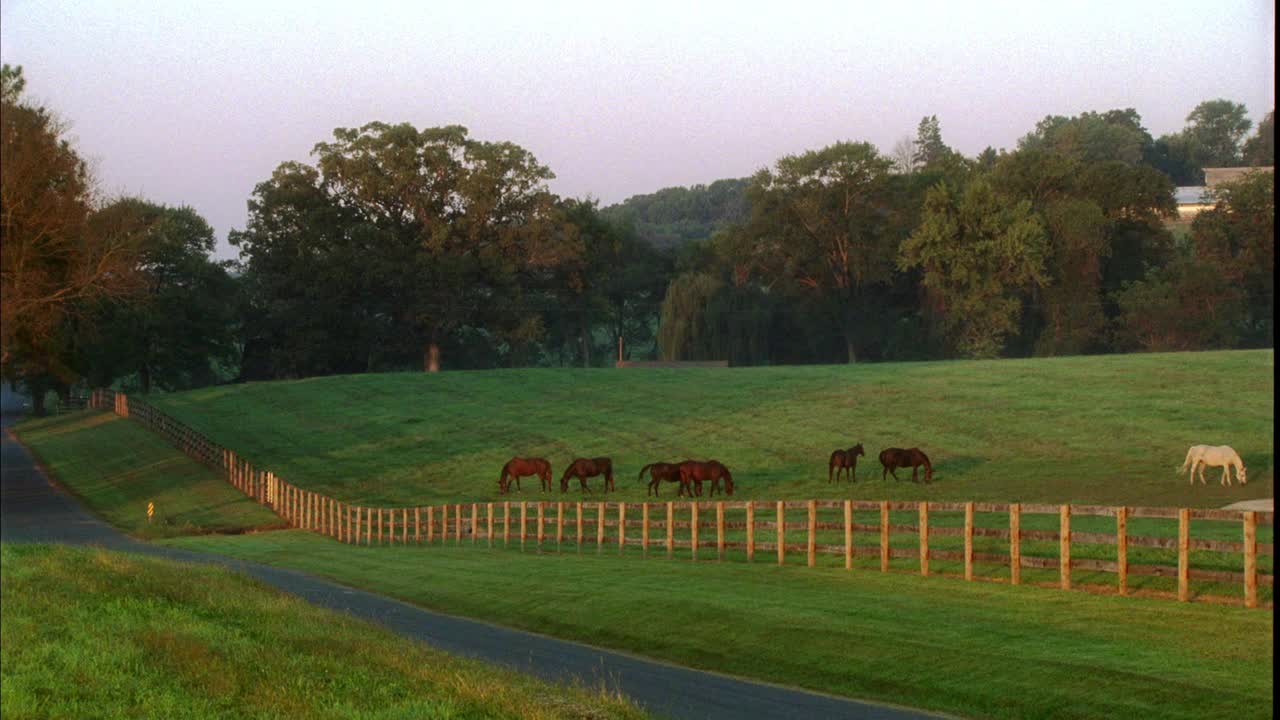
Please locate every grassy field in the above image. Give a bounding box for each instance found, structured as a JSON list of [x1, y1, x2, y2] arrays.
[[161, 530, 1274, 720], [147, 350, 1274, 506], [12, 412, 282, 539], [0, 544, 646, 720]]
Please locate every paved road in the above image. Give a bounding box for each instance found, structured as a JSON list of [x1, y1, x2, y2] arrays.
[[1, 416, 947, 720]]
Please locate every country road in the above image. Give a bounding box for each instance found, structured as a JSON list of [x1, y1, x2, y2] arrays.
[[1, 416, 947, 720]]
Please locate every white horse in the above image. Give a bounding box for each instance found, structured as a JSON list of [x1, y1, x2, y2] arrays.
[[1178, 445, 1247, 486]]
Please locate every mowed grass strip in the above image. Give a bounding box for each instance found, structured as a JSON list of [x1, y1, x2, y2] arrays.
[[149, 350, 1274, 506], [0, 544, 647, 720], [13, 412, 281, 539], [162, 531, 1275, 720]]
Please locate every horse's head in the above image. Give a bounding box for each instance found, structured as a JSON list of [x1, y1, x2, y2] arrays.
[[1240, 466, 1248, 484], [852, 443, 865, 457]]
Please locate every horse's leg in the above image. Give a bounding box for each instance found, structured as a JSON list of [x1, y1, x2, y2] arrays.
[[1222, 465, 1231, 486]]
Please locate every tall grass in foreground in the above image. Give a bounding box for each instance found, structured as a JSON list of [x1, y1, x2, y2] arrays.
[[0, 544, 647, 720]]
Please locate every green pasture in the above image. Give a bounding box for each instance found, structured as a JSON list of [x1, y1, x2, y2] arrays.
[[0, 544, 645, 720], [162, 530, 1275, 720], [13, 412, 281, 539], [146, 349, 1274, 506]]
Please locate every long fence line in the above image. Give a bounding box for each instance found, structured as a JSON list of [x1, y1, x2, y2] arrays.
[[89, 389, 1274, 609]]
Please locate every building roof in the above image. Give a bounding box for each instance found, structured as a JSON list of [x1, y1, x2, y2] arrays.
[[1174, 186, 1211, 205], [1203, 166, 1274, 188]]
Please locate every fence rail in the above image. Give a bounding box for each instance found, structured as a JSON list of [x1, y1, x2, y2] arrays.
[[89, 389, 1275, 609]]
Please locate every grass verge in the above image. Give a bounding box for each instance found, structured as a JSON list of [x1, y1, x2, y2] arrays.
[[162, 530, 1274, 720], [0, 543, 647, 720], [12, 412, 281, 539]]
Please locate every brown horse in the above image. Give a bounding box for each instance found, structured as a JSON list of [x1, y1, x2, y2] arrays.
[[828, 443, 865, 483], [561, 457, 615, 493], [879, 447, 933, 483], [638, 462, 692, 497], [678, 460, 735, 496], [499, 457, 552, 494]]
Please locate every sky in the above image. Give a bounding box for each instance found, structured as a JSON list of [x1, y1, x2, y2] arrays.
[[1, 0, 1274, 260]]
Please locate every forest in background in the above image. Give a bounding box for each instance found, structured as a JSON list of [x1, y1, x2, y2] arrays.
[[2, 63, 1273, 411]]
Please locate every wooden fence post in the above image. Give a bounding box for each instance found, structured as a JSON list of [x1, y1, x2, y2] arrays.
[[442, 504, 449, 543], [1178, 508, 1189, 602], [666, 501, 674, 557], [536, 502, 545, 547], [379, 507, 385, 545], [470, 504, 477, 545], [365, 507, 372, 546], [350, 505, 357, 544], [844, 500, 853, 570], [1060, 504, 1072, 591], [454, 504, 462, 543], [1117, 506, 1128, 595], [520, 502, 527, 548], [619, 503, 627, 552], [807, 500, 817, 568], [919, 502, 929, 577], [691, 502, 699, 561], [880, 501, 889, 572], [487, 503, 494, 546], [1010, 503, 1021, 585], [776, 501, 785, 566], [576, 502, 583, 548], [597, 502, 606, 549], [1244, 511, 1258, 609], [427, 506, 435, 543], [642, 503, 650, 555], [717, 501, 725, 560], [503, 502, 510, 546], [747, 501, 756, 562], [389, 508, 396, 545], [557, 501, 564, 546], [415, 507, 421, 544], [964, 501, 974, 581]]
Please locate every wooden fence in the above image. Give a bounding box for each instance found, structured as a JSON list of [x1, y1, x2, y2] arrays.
[[89, 389, 1274, 609]]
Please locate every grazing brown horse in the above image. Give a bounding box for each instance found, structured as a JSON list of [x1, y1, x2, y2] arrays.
[[678, 460, 735, 496], [879, 447, 933, 483], [561, 457, 615, 493], [638, 462, 692, 497], [828, 443, 865, 483], [499, 457, 552, 494], [637, 461, 691, 497]]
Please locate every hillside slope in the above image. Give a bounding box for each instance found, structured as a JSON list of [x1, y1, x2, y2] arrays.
[[150, 350, 1274, 506]]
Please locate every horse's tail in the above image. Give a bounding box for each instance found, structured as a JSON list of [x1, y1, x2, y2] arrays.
[[638, 463, 654, 482]]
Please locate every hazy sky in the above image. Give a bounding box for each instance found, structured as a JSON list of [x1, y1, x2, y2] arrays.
[[1, 0, 1274, 259]]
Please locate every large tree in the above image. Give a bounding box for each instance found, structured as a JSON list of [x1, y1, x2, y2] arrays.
[[1, 65, 142, 370], [1184, 99, 1252, 167], [1242, 110, 1274, 167], [311, 123, 575, 372], [1187, 170, 1274, 346], [77, 201, 238, 393], [745, 141, 899, 362], [899, 178, 1049, 358]]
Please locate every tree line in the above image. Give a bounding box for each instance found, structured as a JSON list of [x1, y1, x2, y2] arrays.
[[1, 63, 1273, 410]]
